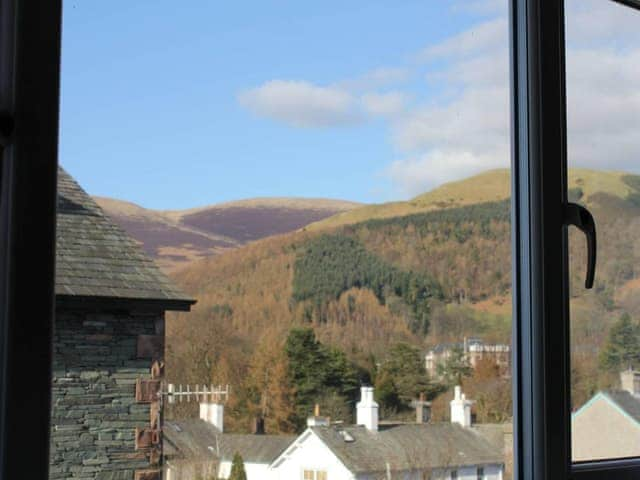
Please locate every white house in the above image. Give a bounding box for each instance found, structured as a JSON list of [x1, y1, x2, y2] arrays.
[[163, 399, 295, 480], [572, 369, 640, 461], [270, 386, 504, 480], [163, 386, 504, 480]]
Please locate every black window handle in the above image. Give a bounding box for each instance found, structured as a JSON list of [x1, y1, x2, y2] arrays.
[[564, 202, 596, 289]]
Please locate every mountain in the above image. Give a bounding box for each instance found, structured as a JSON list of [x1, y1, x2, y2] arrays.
[[94, 196, 361, 272], [308, 167, 637, 230], [165, 168, 640, 433]]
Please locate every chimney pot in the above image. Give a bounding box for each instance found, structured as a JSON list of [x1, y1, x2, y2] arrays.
[[450, 385, 473, 428], [356, 386, 379, 431], [253, 416, 265, 435]]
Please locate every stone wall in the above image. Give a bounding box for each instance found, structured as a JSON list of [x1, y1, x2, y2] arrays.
[[50, 308, 164, 480]]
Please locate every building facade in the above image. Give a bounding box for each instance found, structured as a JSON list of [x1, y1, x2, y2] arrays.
[[572, 370, 640, 462], [425, 338, 511, 379], [50, 169, 195, 480]]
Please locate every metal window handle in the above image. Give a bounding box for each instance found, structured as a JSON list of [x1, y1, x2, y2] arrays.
[[564, 202, 597, 289]]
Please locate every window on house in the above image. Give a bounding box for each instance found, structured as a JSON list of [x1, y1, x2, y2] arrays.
[[477, 466, 484, 480], [450, 470, 458, 480], [303, 470, 326, 480]]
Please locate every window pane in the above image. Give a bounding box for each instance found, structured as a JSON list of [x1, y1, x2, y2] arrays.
[[565, 0, 640, 463], [57, 2, 513, 480]]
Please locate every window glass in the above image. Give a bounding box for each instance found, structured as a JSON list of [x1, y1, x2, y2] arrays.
[[565, 0, 640, 464], [57, 2, 513, 480]]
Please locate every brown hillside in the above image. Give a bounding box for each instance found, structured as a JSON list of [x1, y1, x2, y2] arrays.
[[94, 196, 361, 272], [165, 168, 640, 432]]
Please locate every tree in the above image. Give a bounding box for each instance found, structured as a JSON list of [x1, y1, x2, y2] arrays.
[[375, 343, 438, 412], [228, 452, 247, 480], [599, 313, 640, 371], [462, 357, 511, 423], [437, 346, 473, 387], [246, 333, 297, 434], [285, 328, 364, 429]]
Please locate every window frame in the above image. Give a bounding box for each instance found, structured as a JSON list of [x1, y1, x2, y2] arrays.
[[3, 1, 640, 479], [0, 0, 62, 479], [510, 0, 640, 479]]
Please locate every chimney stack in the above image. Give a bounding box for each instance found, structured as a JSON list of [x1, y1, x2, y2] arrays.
[[450, 385, 473, 428], [412, 392, 431, 424], [307, 403, 330, 427], [253, 415, 265, 435], [620, 369, 640, 397], [356, 386, 379, 431], [199, 392, 224, 432]]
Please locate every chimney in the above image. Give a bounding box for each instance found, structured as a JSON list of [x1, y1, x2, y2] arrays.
[[307, 403, 330, 427], [356, 386, 379, 431], [620, 369, 640, 397], [412, 392, 431, 424], [450, 385, 473, 428], [199, 401, 224, 432], [253, 415, 265, 435]]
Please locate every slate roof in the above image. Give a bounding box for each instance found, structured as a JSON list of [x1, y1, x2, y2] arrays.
[[56, 167, 194, 309], [163, 419, 295, 464], [603, 391, 640, 425], [307, 423, 503, 474]]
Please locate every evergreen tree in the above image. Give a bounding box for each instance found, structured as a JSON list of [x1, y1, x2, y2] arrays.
[[375, 343, 437, 410], [285, 328, 365, 429], [228, 452, 247, 480], [437, 345, 473, 387], [600, 313, 640, 371]]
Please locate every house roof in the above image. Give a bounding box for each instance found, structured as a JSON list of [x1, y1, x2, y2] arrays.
[[307, 423, 503, 474], [56, 168, 195, 309], [163, 419, 295, 464], [574, 391, 640, 427], [606, 391, 640, 425]]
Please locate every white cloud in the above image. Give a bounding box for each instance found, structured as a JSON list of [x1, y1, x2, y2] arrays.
[[337, 67, 410, 91], [238, 80, 360, 128], [386, 148, 507, 197], [361, 92, 408, 117], [417, 17, 507, 61], [452, 0, 506, 16], [386, 0, 640, 197]]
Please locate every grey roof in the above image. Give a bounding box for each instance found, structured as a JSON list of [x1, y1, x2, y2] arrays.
[[604, 391, 640, 425], [56, 168, 194, 309], [308, 423, 503, 474], [163, 419, 295, 464]]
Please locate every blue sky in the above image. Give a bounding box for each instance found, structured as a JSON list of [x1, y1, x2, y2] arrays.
[[59, 1, 507, 209], [60, 1, 639, 210]]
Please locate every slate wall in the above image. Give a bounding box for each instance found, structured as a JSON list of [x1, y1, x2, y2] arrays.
[[50, 308, 164, 480]]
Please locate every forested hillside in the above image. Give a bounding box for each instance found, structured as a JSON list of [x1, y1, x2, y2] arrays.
[[165, 169, 640, 433]]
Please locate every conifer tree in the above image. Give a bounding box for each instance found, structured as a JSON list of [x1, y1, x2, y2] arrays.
[[600, 313, 640, 371], [229, 452, 247, 480]]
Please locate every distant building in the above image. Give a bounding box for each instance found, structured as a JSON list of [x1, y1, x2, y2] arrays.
[[425, 338, 511, 379], [270, 386, 504, 480], [572, 369, 640, 461], [50, 169, 195, 480]]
